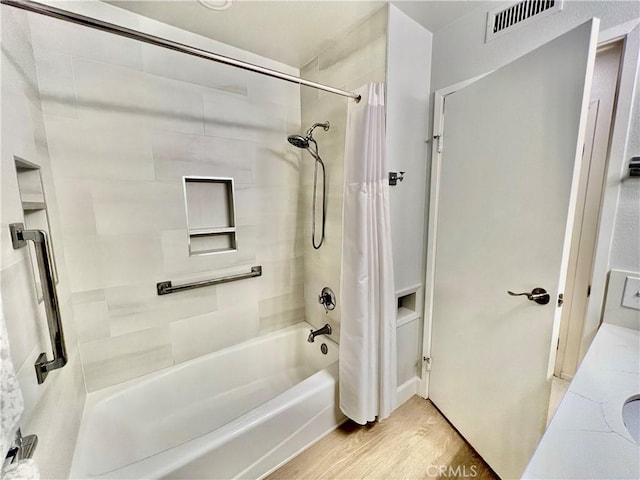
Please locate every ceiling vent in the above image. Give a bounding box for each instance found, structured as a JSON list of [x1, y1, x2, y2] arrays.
[[485, 0, 564, 43]]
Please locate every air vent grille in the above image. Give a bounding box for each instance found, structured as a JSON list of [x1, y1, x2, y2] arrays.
[[486, 0, 563, 42]]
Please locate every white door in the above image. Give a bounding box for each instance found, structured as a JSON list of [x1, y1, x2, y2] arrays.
[[428, 20, 599, 479]]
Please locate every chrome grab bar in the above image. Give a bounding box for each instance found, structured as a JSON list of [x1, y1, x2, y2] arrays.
[[9, 223, 67, 384], [157, 266, 262, 296], [3, 429, 38, 468]]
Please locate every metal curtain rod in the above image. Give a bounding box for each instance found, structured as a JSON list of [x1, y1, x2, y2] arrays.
[[1, 0, 362, 102]]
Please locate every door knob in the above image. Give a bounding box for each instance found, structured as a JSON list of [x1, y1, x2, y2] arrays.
[[507, 287, 550, 305]]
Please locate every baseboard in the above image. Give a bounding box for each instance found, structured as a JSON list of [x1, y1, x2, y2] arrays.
[[396, 376, 419, 406]]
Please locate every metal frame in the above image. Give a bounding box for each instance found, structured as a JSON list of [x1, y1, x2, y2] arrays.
[[157, 265, 262, 296], [0, 0, 361, 102], [9, 223, 67, 384]]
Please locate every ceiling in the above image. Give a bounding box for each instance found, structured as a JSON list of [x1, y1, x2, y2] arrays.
[[392, 1, 499, 33], [104, 1, 497, 68]]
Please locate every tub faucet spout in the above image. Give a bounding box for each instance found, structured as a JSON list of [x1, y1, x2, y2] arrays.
[[308, 323, 332, 343]]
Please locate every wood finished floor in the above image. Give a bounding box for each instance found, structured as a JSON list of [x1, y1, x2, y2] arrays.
[[268, 396, 498, 480]]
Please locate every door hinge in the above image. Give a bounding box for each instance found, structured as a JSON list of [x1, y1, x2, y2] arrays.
[[557, 293, 564, 307], [433, 135, 443, 153], [587, 285, 591, 297], [423, 356, 432, 371]]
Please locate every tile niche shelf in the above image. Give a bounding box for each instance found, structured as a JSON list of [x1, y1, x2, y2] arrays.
[[183, 176, 237, 256], [21, 201, 47, 211], [15, 157, 46, 210], [14, 156, 59, 300]]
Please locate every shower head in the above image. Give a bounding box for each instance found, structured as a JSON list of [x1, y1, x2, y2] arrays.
[[287, 135, 309, 149], [287, 121, 330, 150]]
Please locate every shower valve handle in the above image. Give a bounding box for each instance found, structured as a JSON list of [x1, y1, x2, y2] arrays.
[[318, 287, 336, 314]]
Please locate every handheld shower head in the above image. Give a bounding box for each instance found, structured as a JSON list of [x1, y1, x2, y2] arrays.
[[287, 121, 330, 150], [286, 121, 330, 250], [288, 120, 330, 150], [287, 135, 309, 149]]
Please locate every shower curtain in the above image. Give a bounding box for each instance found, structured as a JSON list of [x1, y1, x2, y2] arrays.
[[339, 82, 396, 425]]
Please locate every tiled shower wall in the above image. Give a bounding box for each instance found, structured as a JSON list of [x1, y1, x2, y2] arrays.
[[1, 7, 85, 478], [300, 6, 388, 337], [29, 3, 304, 392]]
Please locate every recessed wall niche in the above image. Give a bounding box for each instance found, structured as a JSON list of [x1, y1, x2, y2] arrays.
[[14, 156, 59, 300], [396, 290, 419, 327], [183, 176, 237, 255]]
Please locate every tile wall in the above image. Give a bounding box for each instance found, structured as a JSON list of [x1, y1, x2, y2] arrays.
[[299, 6, 388, 338], [28, 3, 304, 392], [1, 6, 85, 478]]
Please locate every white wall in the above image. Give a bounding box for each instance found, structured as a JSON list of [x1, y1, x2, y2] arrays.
[[431, 0, 640, 365], [432, 1, 639, 91], [387, 4, 432, 293], [386, 4, 432, 404], [28, 0, 303, 392], [1, 6, 85, 478]]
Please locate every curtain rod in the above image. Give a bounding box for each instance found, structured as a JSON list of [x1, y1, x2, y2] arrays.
[[1, 0, 362, 103]]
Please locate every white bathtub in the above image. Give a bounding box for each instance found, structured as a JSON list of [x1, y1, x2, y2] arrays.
[[70, 322, 343, 479]]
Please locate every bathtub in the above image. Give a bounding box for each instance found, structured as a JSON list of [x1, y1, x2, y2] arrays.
[[69, 322, 343, 479]]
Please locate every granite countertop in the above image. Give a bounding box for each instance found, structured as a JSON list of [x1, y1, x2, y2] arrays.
[[523, 323, 640, 479]]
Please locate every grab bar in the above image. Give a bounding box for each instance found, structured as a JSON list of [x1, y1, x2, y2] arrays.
[[9, 223, 67, 384], [157, 266, 262, 296], [3, 429, 38, 468]]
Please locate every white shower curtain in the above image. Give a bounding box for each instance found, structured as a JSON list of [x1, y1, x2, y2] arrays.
[[339, 83, 396, 425]]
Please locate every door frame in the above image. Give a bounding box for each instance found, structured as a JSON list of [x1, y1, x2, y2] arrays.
[[579, 20, 640, 363], [554, 40, 624, 381], [419, 72, 486, 397], [419, 19, 640, 399]]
